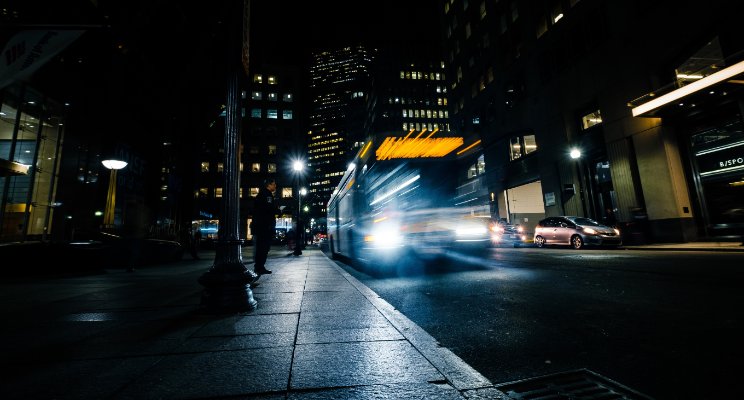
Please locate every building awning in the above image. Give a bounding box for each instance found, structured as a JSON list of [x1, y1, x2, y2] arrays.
[[0, 158, 30, 177], [629, 59, 744, 118]]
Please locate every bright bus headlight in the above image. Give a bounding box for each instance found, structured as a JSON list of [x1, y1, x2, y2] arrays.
[[365, 227, 403, 246]]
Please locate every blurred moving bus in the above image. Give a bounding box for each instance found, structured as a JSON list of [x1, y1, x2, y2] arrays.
[[327, 132, 493, 274]]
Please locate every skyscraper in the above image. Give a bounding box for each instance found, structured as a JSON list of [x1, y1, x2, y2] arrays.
[[306, 45, 375, 222]]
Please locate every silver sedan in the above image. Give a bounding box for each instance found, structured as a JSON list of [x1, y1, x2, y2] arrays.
[[533, 216, 622, 249]]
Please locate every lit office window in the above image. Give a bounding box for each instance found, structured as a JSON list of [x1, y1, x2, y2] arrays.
[[267, 163, 277, 173], [581, 110, 602, 130], [250, 187, 259, 197], [267, 109, 278, 119], [200, 162, 209, 172], [283, 110, 293, 119], [253, 74, 263, 83], [217, 162, 224, 172], [268, 145, 277, 155], [268, 75, 277, 85], [251, 163, 260, 173], [282, 188, 292, 198], [251, 91, 262, 100], [268, 92, 277, 101], [251, 108, 261, 118], [509, 133, 538, 160], [215, 188, 223, 198], [283, 93, 293, 102]]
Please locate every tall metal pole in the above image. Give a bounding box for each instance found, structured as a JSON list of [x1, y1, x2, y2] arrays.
[[103, 169, 117, 227], [199, 0, 258, 312], [294, 177, 302, 255]]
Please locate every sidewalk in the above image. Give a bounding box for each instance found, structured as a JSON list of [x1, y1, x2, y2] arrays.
[[0, 246, 504, 399]]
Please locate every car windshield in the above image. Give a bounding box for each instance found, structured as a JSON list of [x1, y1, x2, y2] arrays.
[[567, 217, 602, 226]]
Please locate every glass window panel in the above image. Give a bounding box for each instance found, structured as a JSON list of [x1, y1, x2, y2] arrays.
[[509, 136, 522, 160], [524, 135, 537, 154], [581, 110, 602, 130]]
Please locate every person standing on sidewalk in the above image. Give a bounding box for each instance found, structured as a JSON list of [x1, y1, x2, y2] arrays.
[[252, 178, 281, 275]]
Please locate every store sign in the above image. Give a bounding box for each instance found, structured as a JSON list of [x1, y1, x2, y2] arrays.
[[544, 192, 556, 206], [696, 141, 744, 177]]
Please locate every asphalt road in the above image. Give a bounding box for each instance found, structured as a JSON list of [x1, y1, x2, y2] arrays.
[[332, 247, 744, 399]]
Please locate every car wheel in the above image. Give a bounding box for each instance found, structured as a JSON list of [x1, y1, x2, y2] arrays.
[[571, 235, 584, 249], [535, 236, 546, 248]]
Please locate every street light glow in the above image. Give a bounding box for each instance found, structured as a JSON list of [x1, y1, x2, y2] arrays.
[[293, 160, 304, 172], [101, 159, 128, 170], [570, 149, 582, 159]]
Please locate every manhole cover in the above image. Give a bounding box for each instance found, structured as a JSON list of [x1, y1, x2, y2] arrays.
[[494, 369, 653, 399]]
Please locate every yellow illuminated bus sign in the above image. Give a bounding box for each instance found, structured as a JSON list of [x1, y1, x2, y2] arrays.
[[376, 136, 464, 160]]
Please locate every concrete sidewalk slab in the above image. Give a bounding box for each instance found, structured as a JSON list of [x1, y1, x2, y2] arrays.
[[0, 246, 503, 399]]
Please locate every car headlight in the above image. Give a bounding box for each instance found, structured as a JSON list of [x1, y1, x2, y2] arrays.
[[582, 227, 597, 234], [614, 228, 620, 235]]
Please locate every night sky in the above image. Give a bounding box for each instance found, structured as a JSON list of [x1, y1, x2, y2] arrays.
[[249, 0, 441, 64], [5, 0, 441, 150]]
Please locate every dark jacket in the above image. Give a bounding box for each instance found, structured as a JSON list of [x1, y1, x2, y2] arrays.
[[252, 187, 280, 235]]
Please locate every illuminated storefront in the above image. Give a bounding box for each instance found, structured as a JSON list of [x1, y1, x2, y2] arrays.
[[0, 84, 65, 242]]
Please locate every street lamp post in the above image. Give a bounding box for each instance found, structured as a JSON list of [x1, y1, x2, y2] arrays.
[[570, 148, 590, 217], [198, 0, 258, 312], [101, 159, 128, 229], [292, 160, 304, 256]]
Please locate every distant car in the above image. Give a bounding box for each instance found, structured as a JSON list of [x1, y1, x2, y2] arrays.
[[533, 216, 622, 249], [491, 220, 530, 247]]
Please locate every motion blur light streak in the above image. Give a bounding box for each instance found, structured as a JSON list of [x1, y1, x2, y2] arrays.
[[369, 174, 420, 205], [375, 136, 464, 160]]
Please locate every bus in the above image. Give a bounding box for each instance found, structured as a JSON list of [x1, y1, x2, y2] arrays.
[[326, 132, 496, 274]]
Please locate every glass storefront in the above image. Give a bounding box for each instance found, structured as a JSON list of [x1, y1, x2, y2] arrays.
[[0, 84, 65, 242], [690, 116, 744, 236]]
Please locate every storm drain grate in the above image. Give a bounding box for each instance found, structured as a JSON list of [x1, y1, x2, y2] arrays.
[[494, 368, 654, 400]]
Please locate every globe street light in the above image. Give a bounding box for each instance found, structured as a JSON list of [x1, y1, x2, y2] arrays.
[[101, 159, 127, 228]]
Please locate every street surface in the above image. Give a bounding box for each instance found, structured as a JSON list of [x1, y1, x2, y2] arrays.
[[332, 247, 744, 399]]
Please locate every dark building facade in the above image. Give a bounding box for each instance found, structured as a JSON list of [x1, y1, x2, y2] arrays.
[[195, 65, 303, 242], [439, 0, 744, 242]]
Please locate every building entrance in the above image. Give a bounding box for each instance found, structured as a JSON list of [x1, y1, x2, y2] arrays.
[[689, 115, 744, 238]]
